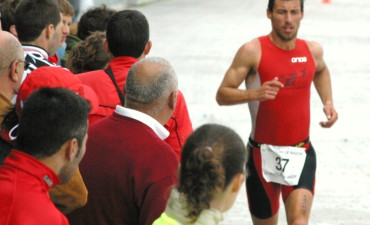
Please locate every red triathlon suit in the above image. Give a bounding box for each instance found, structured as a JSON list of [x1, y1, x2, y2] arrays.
[[246, 35, 317, 219]]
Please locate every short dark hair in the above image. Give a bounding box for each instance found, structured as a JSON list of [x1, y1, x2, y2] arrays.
[[178, 123, 247, 221], [268, 0, 304, 12], [15, 0, 61, 42], [0, 0, 20, 32], [77, 4, 115, 40], [16, 88, 91, 159], [106, 9, 149, 58]]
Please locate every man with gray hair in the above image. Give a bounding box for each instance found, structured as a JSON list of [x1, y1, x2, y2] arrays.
[[68, 56, 179, 225], [0, 31, 26, 158]]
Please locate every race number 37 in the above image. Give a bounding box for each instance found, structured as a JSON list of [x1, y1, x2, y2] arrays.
[[276, 157, 289, 172], [261, 144, 307, 186]]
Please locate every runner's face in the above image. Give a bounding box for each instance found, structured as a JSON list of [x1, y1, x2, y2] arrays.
[[268, 0, 303, 42]]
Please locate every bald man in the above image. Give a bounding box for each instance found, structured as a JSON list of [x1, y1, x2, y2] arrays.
[[68, 57, 179, 225], [0, 30, 25, 163], [0, 31, 25, 124]]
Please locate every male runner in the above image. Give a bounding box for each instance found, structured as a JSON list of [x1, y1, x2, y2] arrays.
[[216, 0, 338, 224]]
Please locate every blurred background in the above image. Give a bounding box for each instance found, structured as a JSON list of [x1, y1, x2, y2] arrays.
[[68, 0, 158, 21]]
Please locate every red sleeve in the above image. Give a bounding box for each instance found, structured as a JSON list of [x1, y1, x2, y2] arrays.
[[164, 90, 193, 161]]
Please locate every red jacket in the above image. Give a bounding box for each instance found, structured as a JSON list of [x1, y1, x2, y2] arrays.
[[77, 56, 136, 122], [67, 108, 179, 225], [78, 56, 193, 160], [0, 150, 68, 225]]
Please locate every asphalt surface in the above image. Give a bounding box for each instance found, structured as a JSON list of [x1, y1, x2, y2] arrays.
[[104, 0, 370, 224]]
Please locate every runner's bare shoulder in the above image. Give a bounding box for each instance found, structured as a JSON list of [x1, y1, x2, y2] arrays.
[[305, 40, 324, 63], [235, 38, 261, 69]]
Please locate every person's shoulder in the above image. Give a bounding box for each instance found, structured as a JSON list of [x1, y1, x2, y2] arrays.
[[77, 69, 105, 76], [151, 141, 179, 172], [232, 38, 261, 66], [304, 39, 324, 60], [66, 35, 82, 51], [66, 34, 81, 43], [177, 89, 184, 97], [77, 69, 105, 82], [147, 136, 177, 160], [304, 39, 323, 50], [174, 89, 187, 107], [10, 198, 68, 225], [239, 38, 261, 54]]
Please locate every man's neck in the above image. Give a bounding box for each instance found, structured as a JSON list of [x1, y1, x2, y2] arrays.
[[268, 32, 297, 50], [22, 39, 50, 55]]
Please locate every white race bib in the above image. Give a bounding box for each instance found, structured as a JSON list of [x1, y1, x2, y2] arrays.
[[261, 144, 307, 186]]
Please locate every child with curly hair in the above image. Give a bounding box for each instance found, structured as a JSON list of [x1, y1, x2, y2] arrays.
[[153, 123, 248, 225]]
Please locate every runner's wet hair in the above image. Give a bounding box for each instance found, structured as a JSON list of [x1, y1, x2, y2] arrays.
[[178, 123, 247, 221], [268, 0, 304, 12]]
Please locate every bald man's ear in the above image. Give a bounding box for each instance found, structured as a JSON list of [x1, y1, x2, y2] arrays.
[[168, 90, 177, 111], [9, 60, 20, 82]]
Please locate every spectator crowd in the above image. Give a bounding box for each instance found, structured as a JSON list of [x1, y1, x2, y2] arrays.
[[0, 0, 248, 225]]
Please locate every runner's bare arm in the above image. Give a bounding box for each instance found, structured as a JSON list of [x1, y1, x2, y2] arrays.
[[216, 40, 283, 105], [309, 41, 338, 128]]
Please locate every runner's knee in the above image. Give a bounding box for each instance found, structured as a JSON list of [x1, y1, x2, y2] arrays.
[[288, 217, 308, 225]]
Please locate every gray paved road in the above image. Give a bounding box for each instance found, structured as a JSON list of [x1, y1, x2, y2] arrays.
[[108, 0, 370, 224]]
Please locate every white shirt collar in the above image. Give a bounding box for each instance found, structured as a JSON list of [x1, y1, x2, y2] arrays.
[[115, 105, 169, 140]]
